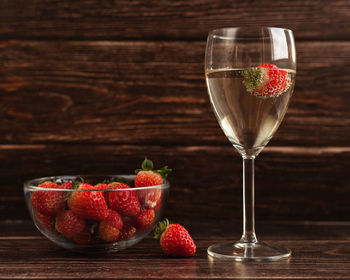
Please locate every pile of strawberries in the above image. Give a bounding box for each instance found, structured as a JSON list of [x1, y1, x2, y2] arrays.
[[31, 159, 171, 245]]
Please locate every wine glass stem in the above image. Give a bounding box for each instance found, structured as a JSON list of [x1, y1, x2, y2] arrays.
[[240, 157, 258, 244]]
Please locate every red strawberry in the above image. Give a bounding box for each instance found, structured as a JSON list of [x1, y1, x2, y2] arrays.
[[55, 210, 86, 238], [118, 224, 137, 241], [94, 183, 110, 190], [31, 181, 66, 216], [154, 219, 196, 257], [68, 183, 109, 221], [108, 183, 141, 217], [122, 215, 135, 227], [60, 182, 72, 189], [99, 210, 123, 242], [134, 209, 155, 230], [72, 226, 97, 245], [243, 64, 291, 98], [95, 183, 111, 202], [154, 199, 162, 212], [135, 158, 171, 209], [36, 212, 54, 231]]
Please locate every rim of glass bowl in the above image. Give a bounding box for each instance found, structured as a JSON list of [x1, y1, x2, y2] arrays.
[[23, 175, 170, 192], [208, 26, 293, 39]]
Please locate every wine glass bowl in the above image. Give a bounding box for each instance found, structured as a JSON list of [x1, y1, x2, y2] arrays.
[[205, 27, 296, 261]]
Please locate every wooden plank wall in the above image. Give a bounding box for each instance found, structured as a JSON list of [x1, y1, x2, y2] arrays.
[[0, 0, 349, 221]]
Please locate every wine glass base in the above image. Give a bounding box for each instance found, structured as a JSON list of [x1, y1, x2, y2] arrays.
[[207, 241, 291, 261]]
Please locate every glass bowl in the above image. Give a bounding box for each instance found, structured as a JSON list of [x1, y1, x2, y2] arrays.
[[24, 175, 170, 253]]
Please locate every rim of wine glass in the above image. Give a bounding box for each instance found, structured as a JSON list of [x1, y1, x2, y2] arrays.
[[208, 26, 293, 40]]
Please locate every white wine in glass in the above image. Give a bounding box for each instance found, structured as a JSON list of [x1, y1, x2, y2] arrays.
[[205, 27, 296, 261]]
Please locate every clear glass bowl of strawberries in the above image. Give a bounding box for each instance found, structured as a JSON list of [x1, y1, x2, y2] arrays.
[[23, 159, 170, 253]]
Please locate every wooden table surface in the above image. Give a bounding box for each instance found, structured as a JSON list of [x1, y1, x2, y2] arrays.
[[1, 220, 350, 279]]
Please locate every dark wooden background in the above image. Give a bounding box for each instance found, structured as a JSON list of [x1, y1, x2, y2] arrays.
[[0, 0, 349, 222]]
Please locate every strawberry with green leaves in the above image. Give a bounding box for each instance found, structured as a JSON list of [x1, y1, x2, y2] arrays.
[[243, 64, 291, 98], [135, 158, 171, 209], [154, 219, 196, 257], [68, 183, 109, 221]]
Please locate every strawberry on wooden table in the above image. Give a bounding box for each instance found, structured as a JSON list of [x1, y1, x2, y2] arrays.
[[55, 210, 86, 238], [31, 181, 66, 216], [68, 183, 109, 221], [135, 158, 171, 209], [243, 63, 291, 98], [108, 183, 141, 217], [154, 219, 196, 257]]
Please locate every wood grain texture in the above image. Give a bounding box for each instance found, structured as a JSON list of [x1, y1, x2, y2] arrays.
[[0, 40, 349, 146], [1, 220, 350, 279], [1, 144, 349, 221], [0, 0, 349, 41]]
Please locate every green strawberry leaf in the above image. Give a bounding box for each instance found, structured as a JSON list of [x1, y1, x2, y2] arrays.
[[156, 166, 172, 179], [116, 177, 126, 184], [63, 191, 72, 201], [102, 178, 116, 184], [242, 67, 263, 92], [154, 218, 170, 239], [71, 177, 84, 189], [141, 158, 154, 171]]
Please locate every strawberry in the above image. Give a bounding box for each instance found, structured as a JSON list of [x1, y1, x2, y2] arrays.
[[94, 183, 111, 202], [108, 183, 141, 217], [108, 182, 119, 187], [243, 64, 291, 98], [99, 210, 123, 242], [55, 210, 86, 238], [60, 182, 72, 189], [154, 199, 162, 212], [118, 224, 137, 241], [36, 212, 54, 231], [68, 183, 109, 221], [72, 227, 93, 245], [134, 209, 155, 230], [31, 181, 66, 216], [94, 183, 110, 190], [154, 219, 196, 257], [135, 158, 171, 209]]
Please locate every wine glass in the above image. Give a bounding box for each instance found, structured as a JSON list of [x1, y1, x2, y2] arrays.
[[205, 27, 296, 261]]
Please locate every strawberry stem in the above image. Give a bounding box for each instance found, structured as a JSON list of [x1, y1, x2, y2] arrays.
[[141, 158, 154, 171], [242, 67, 263, 92], [154, 218, 170, 239], [156, 166, 172, 179]]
